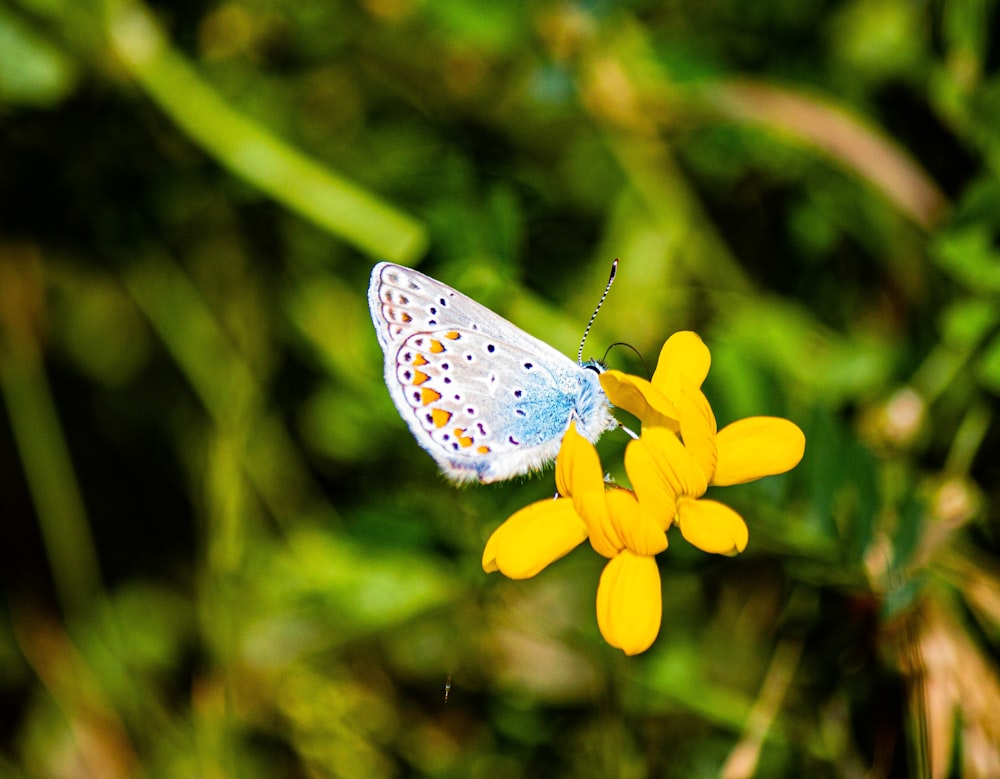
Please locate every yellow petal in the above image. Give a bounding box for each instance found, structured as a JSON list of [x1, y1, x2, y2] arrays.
[[624, 438, 678, 531], [601, 371, 678, 431], [651, 332, 711, 401], [554, 421, 576, 497], [599, 371, 679, 429], [713, 417, 806, 486], [555, 423, 621, 556], [639, 426, 709, 499], [582, 493, 622, 560], [556, 421, 605, 498], [596, 551, 662, 655], [605, 488, 668, 556], [482, 498, 587, 578], [678, 382, 718, 481], [676, 497, 748, 556]]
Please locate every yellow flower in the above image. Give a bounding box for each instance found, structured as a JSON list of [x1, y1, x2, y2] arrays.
[[604, 335, 806, 556], [483, 422, 667, 655], [484, 330, 806, 655]]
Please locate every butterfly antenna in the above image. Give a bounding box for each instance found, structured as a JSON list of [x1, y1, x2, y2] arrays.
[[578, 259, 619, 365], [602, 341, 652, 379]]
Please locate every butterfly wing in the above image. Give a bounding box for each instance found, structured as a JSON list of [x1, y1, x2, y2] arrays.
[[368, 262, 615, 483], [369, 262, 548, 350]]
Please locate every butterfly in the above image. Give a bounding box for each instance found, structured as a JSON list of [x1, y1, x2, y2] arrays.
[[368, 262, 617, 483]]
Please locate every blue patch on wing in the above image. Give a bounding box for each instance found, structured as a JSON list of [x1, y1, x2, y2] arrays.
[[492, 365, 580, 449]]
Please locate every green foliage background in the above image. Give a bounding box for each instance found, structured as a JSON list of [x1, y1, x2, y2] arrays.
[[1, 0, 999, 776]]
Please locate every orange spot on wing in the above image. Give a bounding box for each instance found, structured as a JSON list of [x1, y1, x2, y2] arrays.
[[412, 354, 428, 366], [401, 312, 412, 323], [411, 370, 430, 385], [477, 446, 491, 454], [445, 331, 461, 340], [429, 340, 445, 353], [420, 388, 442, 405], [453, 428, 474, 448], [431, 408, 451, 427]]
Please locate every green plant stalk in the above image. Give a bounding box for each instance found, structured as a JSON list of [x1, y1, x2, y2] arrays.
[[945, 400, 991, 476], [0, 340, 102, 615], [107, 2, 428, 264]]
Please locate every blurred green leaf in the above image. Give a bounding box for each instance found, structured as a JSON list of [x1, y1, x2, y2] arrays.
[[228, 527, 459, 674], [975, 331, 1000, 393], [424, 0, 527, 52], [712, 300, 897, 406], [932, 227, 1000, 292], [939, 298, 999, 349], [827, 0, 926, 84], [0, 7, 77, 105]]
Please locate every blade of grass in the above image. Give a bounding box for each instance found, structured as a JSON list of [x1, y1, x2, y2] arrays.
[[107, 1, 428, 263], [0, 249, 102, 615]]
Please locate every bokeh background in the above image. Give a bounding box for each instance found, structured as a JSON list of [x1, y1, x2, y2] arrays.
[[2, 0, 999, 776]]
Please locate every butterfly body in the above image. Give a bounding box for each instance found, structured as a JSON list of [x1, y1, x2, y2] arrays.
[[368, 262, 616, 483]]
